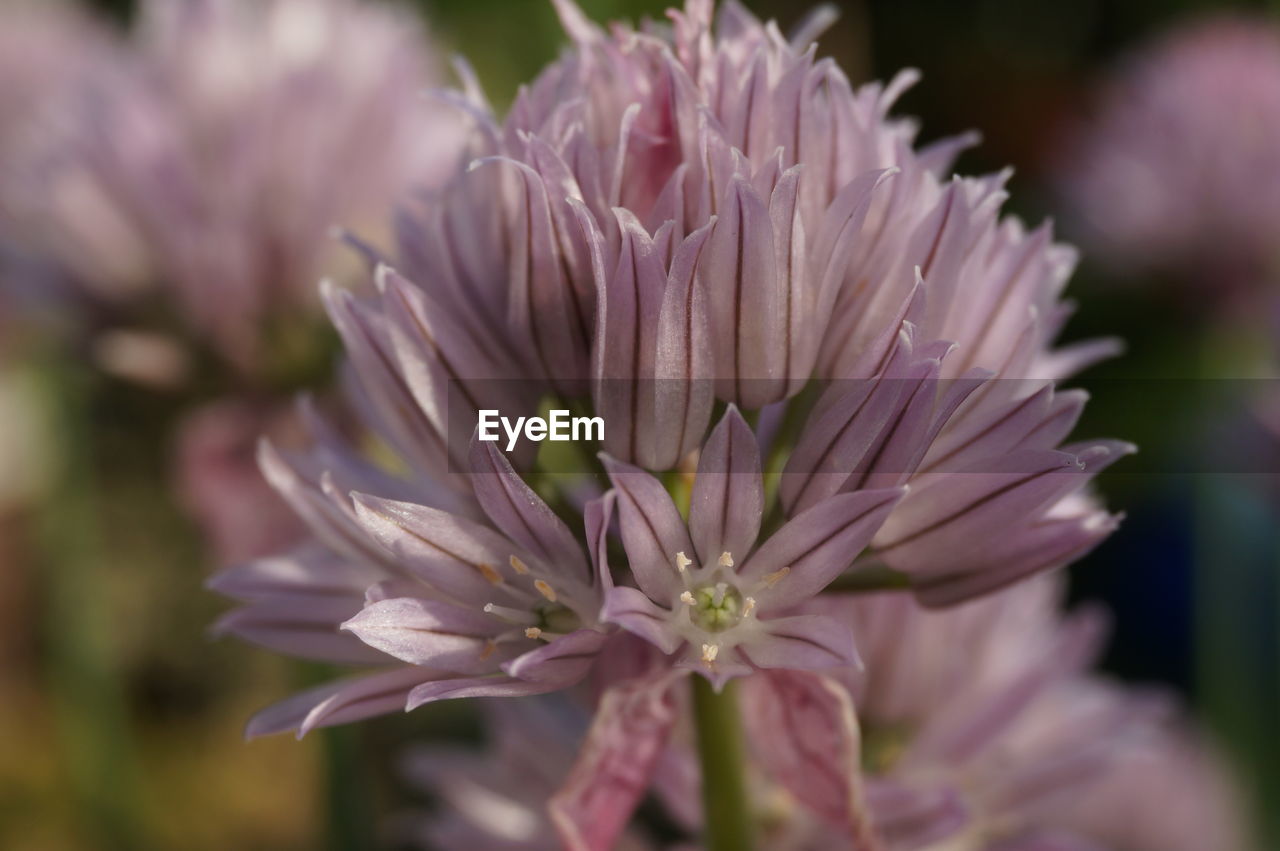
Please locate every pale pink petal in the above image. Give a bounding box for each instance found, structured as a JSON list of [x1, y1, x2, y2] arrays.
[[549, 672, 683, 851]]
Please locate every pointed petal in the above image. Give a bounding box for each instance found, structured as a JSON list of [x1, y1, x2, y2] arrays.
[[601, 454, 693, 602], [213, 596, 383, 665], [341, 597, 504, 672], [468, 438, 590, 583], [745, 614, 858, 671], [689, 406, 763, 567], [651, 220, 716, 468], [207, 545, 374, 602], [350, 492, 519, 603], [502, 628, 610, 684], [591, 207, 667, 464], [704, 176, 783, 407], [914, 506, 1122, 607], [742, 487, 905, 612], [257, 440, 391, 570], [245, 668, 433, 739], [405, 675, 561, 710]]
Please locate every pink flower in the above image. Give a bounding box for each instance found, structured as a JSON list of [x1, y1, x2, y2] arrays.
[[174, 397, 307, 564], [214, 0, 1130, 753], [1062, 16, 1280, 288], [602, 406, 902, 689], [4, 0, 465, 371], [777, 578, 1243, 850]]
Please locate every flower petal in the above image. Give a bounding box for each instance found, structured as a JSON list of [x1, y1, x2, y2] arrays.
[[651, 219, 717, 469], [601, 586, 681, 655], [245, 667, 434, 739], [744, 614, 858, 671], [740, 670, 879, 841], [213, 595, 384, 665], [742, 487, 905, 612], [405, 675, 562, 710], [341, 597, 503, 672], [350, 491, 521, 603], [469, 438, 590, 585], [601, 454, 693, 602], [689, 405, 763, 567], [549, 672, 682, 851], [502, 628, 610, 684]]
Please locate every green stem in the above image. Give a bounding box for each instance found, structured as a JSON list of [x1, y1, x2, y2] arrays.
[[692, 677, 753, 851], [298, 663, 376, 851], [38, 351, 147, 850]]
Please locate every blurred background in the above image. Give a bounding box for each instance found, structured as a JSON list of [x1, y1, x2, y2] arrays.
[[1, 0, 1277, 848]]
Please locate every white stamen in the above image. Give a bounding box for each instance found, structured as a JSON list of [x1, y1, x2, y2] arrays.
[[675, 551, 692, 572], [701, 643, 719, 664], [483, 602, 536, 625], [524, 627, 543, 640], [742, 596, 756, 617], [712, 582, 728, 606], [534, 579, 558, 602], [718, 551, 734, 567], [680, 591, 697, 606], [509, 554, 530, 574]]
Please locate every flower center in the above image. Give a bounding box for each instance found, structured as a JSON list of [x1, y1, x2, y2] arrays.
[[536, 603, 582, 635], [688, 581, 745, 633]]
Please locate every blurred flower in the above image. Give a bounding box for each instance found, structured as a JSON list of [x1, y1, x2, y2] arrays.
[[0, 1, 127, 315], [174, 398, 307, 564], [785, 578, 1251, 850], [401, 694, 675, 851], [2, 0, 464, 373], [1061, 16, 1280, 291], [0, 1, 111, 163], [1039, 722, 1249, 851]]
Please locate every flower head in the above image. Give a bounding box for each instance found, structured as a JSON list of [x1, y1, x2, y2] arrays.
[[1062, 15, 1280, 287], [4, 0, 464, 371], [602, 406, 903, 689]]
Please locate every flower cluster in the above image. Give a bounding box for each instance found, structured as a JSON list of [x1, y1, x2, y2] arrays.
[[191, 1, 1248, 848]]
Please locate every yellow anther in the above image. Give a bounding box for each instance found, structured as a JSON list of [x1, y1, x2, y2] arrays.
[[680, 591, 697, 606], [509, 554, 530, 574], [479, 640, 497, 662], [477, 563, 503, 585], [524, 627, 543, 640], [675, 552, 692, 572], [718, 551, 734, 567], [534, 579, 558, 602], [742, 597, 756, 617], [763, 566, 791, 588], [701, 643, 720, 664]]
